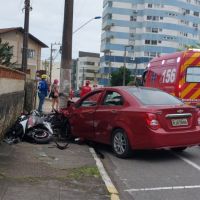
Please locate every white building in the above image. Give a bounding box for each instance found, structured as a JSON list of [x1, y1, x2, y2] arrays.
[[100, 0, 200, 85], [76, 51, 100, 89]]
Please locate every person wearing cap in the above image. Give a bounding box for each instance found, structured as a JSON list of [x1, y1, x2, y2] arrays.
[[80, 80, 92, 97], [38, 74, 48, 112]]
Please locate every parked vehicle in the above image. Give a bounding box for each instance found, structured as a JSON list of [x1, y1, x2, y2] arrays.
[[143, 49, 200, 107], [65, 87, 200, 158], [5, 111, 53, 144]]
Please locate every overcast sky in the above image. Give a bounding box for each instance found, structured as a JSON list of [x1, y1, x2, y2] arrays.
[[0, 0, 103, 60]]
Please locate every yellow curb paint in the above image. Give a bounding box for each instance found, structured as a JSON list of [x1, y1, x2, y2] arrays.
[[107, 186, 119, 195], [111, 194, 120, 200], [89, 148, 120, 200]]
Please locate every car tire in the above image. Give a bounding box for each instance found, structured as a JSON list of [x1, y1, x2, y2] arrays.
[[171, 147, 187, 152], [112, 129, 132, 158]]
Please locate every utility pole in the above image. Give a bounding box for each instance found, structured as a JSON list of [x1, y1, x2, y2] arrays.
[[60, 0, 74, 108], [82, 67, 85, 86], [49, 42, 61, 84], [108, 50, 112, 86], [21, 0, 31, 72], [123, 45, 133, 86]]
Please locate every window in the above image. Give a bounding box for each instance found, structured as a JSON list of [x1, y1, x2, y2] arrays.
[[102, 91, 124, 106], [125, 88, 183, 105], [84, 61, 95, 65], [193, 23, 198, 28], [108, 1, 112, 7], [194, 11, 199, 16], [152, 28, 158, 33], [145, 40, 150, 44], [21, 48, 35, 58], [27, 49, 35, 58], [108, 14, 112, 20], [186, 67, 200, 83], [150, 52, 157, 57], [148, 4, 152, 8], [151, 40, 157, 45], [130, 16, 137, 21], [147, 16, 152, 20], [153, 16, 159, 21], [80, 92, 102, 107], [185, 9, 190, 14]]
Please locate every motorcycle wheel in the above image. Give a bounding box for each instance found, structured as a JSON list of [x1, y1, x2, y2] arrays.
[[31, 129, 52, 144]]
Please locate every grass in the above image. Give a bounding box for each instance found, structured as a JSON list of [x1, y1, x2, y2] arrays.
[[68, 166, 100, 179], [0, 166, 100, 182]]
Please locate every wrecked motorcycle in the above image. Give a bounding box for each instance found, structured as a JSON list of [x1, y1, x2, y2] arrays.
[[5, 112, 53, 144]]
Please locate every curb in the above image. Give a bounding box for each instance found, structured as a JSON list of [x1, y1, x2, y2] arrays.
[[89, 148, 120, 200]]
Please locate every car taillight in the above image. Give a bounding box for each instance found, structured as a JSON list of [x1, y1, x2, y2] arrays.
[[146, 113, 160, 130]]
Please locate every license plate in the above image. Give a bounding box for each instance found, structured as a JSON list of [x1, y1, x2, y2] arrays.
[[171, 118, 188, 126]]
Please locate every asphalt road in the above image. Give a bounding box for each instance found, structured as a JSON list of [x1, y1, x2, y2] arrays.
[[101, 146, 200, 200]]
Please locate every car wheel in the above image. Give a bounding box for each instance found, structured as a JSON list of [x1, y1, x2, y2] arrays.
[[171, 147, 187, 152], [112, 129, 132, 158]]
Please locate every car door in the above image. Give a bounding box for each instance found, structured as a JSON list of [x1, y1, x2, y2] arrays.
[[69, 91, 103, 139], [94, 90, 125, 144]]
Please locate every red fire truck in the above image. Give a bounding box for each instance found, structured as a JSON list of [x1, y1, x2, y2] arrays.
[[144, 49, 200, 107]]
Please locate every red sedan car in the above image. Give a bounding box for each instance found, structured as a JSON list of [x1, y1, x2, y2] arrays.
[[66, 87, 200, 158]]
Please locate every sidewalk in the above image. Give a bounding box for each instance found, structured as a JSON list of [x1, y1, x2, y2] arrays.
[[0, 100, 110, 200]]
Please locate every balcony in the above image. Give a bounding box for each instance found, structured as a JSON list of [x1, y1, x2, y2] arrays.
[[102, 20, 114, 31]]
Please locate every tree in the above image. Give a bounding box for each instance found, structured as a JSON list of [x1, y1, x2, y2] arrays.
[[0, 38, 14, 66], [111, 67, 132, 86]]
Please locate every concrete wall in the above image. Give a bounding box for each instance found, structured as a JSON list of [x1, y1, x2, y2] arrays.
[[0, 65, 25, 139]]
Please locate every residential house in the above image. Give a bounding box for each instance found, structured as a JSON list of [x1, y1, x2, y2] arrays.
[[0, 27, 48, 79]]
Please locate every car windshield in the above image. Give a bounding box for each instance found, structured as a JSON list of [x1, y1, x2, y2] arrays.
[[125, 87, 184, 105]]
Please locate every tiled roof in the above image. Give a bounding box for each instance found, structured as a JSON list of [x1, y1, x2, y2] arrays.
[[0, 27, 48, 48]]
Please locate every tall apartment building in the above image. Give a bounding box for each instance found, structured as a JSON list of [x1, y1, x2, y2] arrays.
[[100, 0, 200, 85], [76, 51, 100, 89]]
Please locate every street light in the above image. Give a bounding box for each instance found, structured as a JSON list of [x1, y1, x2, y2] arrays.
[[123, 45, 133, 86], [73, 16, 101, 34], [73, 16, 101, 87]]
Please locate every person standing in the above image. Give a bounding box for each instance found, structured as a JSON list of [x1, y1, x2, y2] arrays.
[[38, 74, 48, 113], [69, 87, 74, 99], [50, 79, 59, 111], [80, 80, 92, 97]]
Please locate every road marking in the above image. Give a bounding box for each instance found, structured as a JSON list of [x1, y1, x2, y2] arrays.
[[89, 148, 120, 200], [171, 151, 200, 171], [125, 185, 200, 192], [125, 151, 200, 193]]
